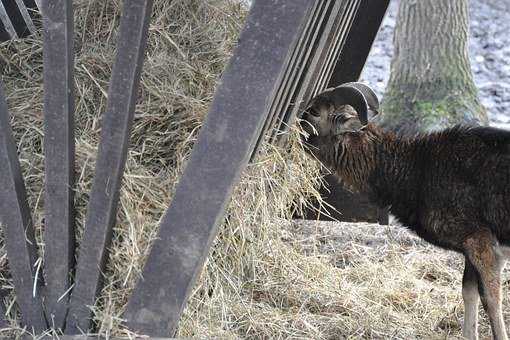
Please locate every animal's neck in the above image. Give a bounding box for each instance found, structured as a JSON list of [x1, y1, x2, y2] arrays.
[[368, 127, 421, 210], [334, 125, 420, 210], [332, 124, 380, 192]]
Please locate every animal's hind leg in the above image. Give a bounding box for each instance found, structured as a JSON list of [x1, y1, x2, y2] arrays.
[[464, 230, 508, 340], [463, 257, 480, 340]]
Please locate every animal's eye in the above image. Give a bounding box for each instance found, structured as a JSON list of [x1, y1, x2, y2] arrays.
[[331, 113, 349, 125], [308, 107, 320, 117]]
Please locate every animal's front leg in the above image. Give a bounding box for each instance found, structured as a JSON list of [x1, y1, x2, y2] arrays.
[[463, 257, 480, 340], [464, 231, 508, 340]]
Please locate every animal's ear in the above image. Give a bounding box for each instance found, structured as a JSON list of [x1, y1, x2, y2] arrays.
[[318, 82, 380, 125]]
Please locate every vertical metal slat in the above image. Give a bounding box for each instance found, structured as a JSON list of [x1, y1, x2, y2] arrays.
[[314, 0, 361, 95], [1, 0, 29, 38], [328, 0, 390, 86], [0, 83, 46, 332], [0, 2, 18, 39], [42, 0, 75, 330], [271, 0, 353, 141], [65, 0, 153, 333], [251, 0, 326, 157]]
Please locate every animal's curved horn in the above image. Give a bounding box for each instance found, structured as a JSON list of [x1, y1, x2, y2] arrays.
[[319, 82, 379, 125], [341, 82, 380, 114]]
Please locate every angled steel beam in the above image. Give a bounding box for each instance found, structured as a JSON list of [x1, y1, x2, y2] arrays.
[[41, 0, 75, 329], [0, 3, 18, 39], [16, 0, 38, 35], [0, 83, 46, 332], [122, 0, 315, 336], [314, 0, 361, 95], [251, 0, 326, 157], [1, 1, 30, 38], [65, 0, 153, 334], [328, 0, 390, 86], [0, 0, 39, 41], [0, 18, 9, 41], [272, 0, 359, 141]]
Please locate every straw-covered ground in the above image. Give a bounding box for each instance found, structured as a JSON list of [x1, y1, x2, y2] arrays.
[[1, 0, 509, 339]]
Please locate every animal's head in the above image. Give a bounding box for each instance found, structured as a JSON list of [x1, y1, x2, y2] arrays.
[[300, 82, 380, 169]]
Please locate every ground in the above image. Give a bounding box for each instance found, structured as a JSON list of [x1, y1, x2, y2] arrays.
[[285, 220, 510, 339]]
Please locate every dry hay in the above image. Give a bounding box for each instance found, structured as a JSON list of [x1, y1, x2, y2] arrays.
[[0, 0, 506, 339]]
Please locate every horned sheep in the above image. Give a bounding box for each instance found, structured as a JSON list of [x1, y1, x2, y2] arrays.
[[300, 82, 510, 340]]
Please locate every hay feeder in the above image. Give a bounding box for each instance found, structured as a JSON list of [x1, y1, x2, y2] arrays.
[[0, 0, 388, 338]]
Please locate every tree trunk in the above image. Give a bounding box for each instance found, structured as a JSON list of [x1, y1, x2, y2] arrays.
[[380, 0, 488, 134]]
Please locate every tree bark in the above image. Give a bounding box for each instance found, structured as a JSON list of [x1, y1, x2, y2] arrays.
[[380, 0, 488, 134]]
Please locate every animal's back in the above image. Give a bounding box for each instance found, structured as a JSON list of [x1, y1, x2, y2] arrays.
[[411, 125, 510, 247], [468, 126, 510, 244]]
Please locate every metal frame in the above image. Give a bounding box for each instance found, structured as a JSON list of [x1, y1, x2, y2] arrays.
[[0, 82, 46, 332], [0, 0, 388, 337], [42, 0, 75, 329]]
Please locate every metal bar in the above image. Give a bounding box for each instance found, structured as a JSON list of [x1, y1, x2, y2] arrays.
[[271, 0, 353, 141], [328, 0, 390, 86], [42, 0, 75, 330], [0, 83, 46, 332], [1, 0, 29, 38], [0, 3, 17, 39], [65, 0, 153, 334], [251, 0, 326, 157], [16, 0, 37, 35], [271, 1, 344, 140], [122, 0, 315, 336], [24, 0, 41, 35], [0, 17, 9, 41], [314, 0, 361, 95]]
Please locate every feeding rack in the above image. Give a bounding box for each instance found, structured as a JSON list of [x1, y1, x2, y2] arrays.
[[0, 0, 388, 338]]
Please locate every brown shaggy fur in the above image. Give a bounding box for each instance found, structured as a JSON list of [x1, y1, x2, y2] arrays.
[[301, 94, 510, 340]]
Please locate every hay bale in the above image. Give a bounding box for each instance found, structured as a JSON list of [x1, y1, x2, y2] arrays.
[[0, 0, 324, 337]]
